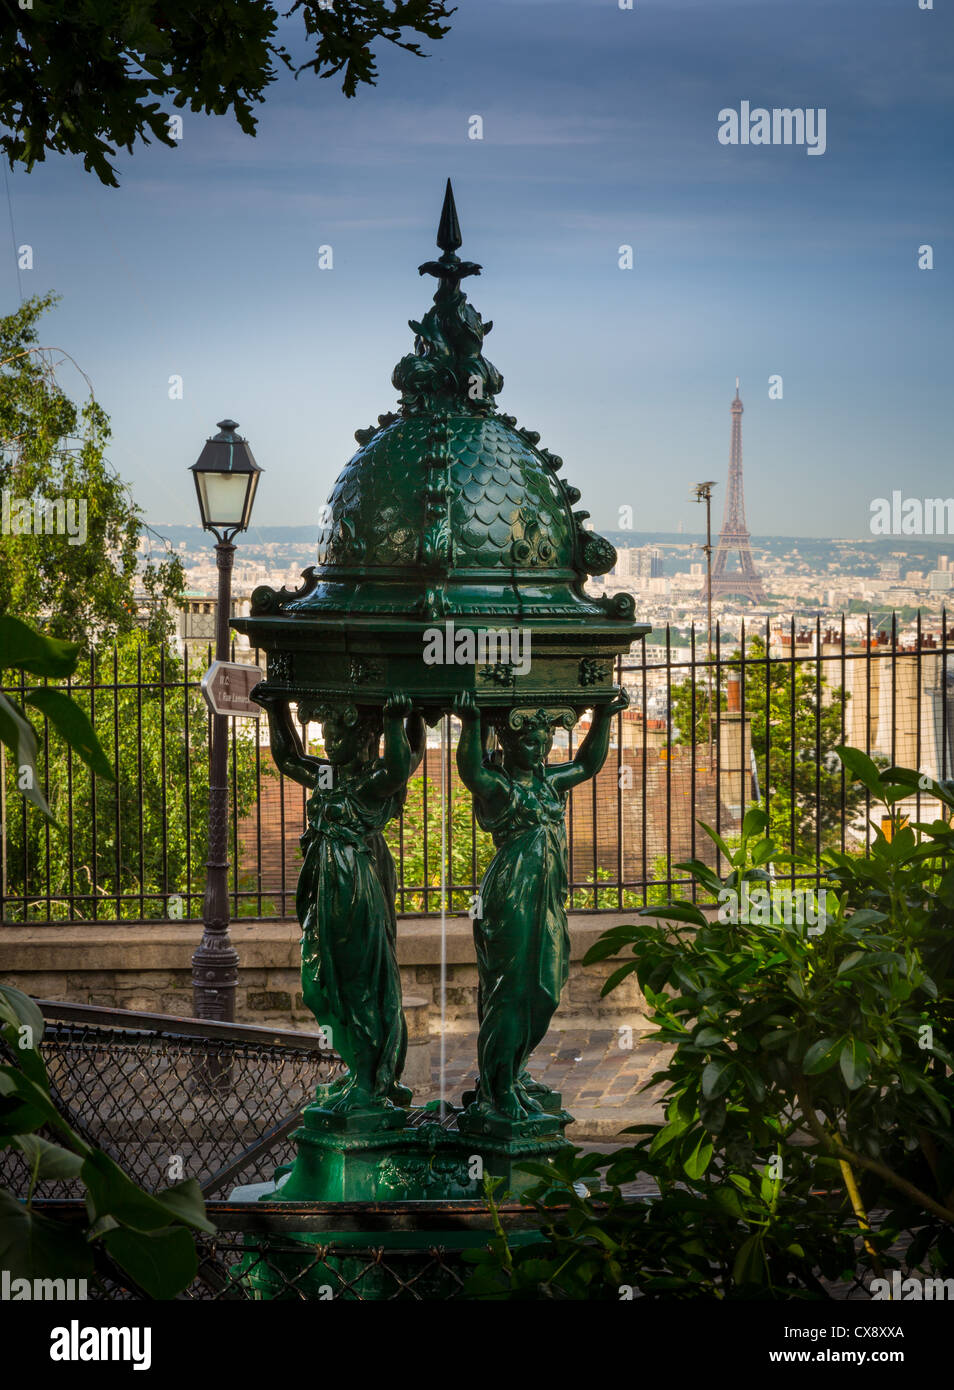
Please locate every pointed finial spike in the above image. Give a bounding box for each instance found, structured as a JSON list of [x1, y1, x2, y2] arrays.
[[436, 178, 462, 253], [735, 376, 740, 392]]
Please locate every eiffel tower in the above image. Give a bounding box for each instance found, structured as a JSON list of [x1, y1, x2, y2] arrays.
[[705, 380, 765, 603]]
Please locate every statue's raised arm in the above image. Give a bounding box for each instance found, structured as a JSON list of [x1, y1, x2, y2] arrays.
[[546, 688, 630, 795], [256, 688, 327, 789]]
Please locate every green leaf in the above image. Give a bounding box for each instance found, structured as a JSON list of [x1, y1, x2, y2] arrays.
[[877, 765, 924, 794], [0, 692, 52, 821], [0, 986, 45, 1045], [802, 1037, 843, 1074], [701, 1060, 735, 1100], [838, 1038, 870, 1091], [82, 1152, 215, 1235], [672, 859, 725, 895], [649, 1122, 688, 1156], [153, 1179, 216, 1233], [0, 1091, 50, 1138], [683, 1133, 714, 1179], [0, 1188, 93, 1281], [698, 820, 735, 863], [698, 1094, 727, 1135], [836, 745, 884, 799], [582, 933, 632, 965], [15, 1133, 84, 1180], [640, 902, 708, 929], [732, 1233, 768, 1286], [25, 687, 115, 781], [600, 960, 639, 997], [0, 616, 80, 678], [709, 1184, 744, 1218], [102, 1224, 197, 1300], [742, 805, 768, 838], [0, 1066, 74, 1141], [837, 951, 867, 975], [1, 1030, 50, 1091]]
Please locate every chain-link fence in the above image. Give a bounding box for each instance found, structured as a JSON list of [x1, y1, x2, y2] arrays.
[[0, 1002, 344, 1200], [0, 1002, 551, 1301], [25, 1198, 540, 1301]]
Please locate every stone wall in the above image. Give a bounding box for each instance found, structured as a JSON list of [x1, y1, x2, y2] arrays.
[[0, 913, 655, 1036]]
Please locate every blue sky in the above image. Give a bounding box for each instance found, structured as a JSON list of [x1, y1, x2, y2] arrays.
[[3, 0, 952, 539]]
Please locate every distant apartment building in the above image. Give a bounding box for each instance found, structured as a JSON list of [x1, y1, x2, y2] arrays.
[[614, 546, 664, 582], [177, 592, 255, 664], [816, 629, 954, 819], [769, 627, 815, 661]]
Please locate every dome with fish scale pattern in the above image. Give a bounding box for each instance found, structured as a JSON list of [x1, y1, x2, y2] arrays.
[[315, 414, 569, 574], [292, 409, 588, 621], [233, 181, 645, 714]]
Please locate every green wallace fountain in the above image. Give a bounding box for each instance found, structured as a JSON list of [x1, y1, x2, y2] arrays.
[[230, 182, 648, 1295]]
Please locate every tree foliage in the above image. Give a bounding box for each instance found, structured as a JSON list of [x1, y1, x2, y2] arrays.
[[0, 295, 261, 917], [2, 633, 263, 921], [384, 765, 494, 913], [0, 293, 183, 647], [0, 613, 114, 824], [669, 634, 864, 857], [1, 0, 455, 186]]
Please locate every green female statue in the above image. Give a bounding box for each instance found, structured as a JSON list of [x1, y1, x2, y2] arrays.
[[453, 689, 630, 1128], [260, 690, 424, 1118]]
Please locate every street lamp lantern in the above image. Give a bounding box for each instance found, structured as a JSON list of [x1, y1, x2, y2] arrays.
[[190, 419, 262, 540], [189, 418, 261, 1030]]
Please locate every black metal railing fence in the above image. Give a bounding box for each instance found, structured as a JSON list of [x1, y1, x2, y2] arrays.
[[1, 612, 951, 923]]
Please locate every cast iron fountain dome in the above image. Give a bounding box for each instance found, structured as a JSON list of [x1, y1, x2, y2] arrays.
[[233, 180, 648, 713]]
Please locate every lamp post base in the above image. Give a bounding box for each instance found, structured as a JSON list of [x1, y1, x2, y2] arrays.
[[191, 933, 239, 1022], [191, 933, 239, 1089]]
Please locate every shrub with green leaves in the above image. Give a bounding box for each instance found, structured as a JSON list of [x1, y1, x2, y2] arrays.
[[465, 747, 954, 1299]]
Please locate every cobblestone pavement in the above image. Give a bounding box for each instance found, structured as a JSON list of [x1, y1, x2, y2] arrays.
[[420, 1027, 670, 1139]]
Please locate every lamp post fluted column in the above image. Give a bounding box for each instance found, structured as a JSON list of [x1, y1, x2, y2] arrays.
[[188, 416, 262, 1025], [192, 539, 240, 1021], [693, 480, 717, 767]]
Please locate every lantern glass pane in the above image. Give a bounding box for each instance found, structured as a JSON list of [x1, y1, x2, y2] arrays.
[[197, 471, 250, 528]]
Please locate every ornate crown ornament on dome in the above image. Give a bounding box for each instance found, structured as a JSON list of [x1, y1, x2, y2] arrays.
[[231, 179, 648, 716]]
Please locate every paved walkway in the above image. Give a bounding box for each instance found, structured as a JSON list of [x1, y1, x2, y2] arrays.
[[420, 1027, 670, 1141]]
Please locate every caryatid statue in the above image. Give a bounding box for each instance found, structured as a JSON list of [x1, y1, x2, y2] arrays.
[[453, 688, 630, 1129], [259, 690, 424, 1118]]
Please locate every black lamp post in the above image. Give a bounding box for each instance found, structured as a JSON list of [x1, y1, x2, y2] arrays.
[[189, 419, 262, 1022], [693, 481, 717, 765]]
